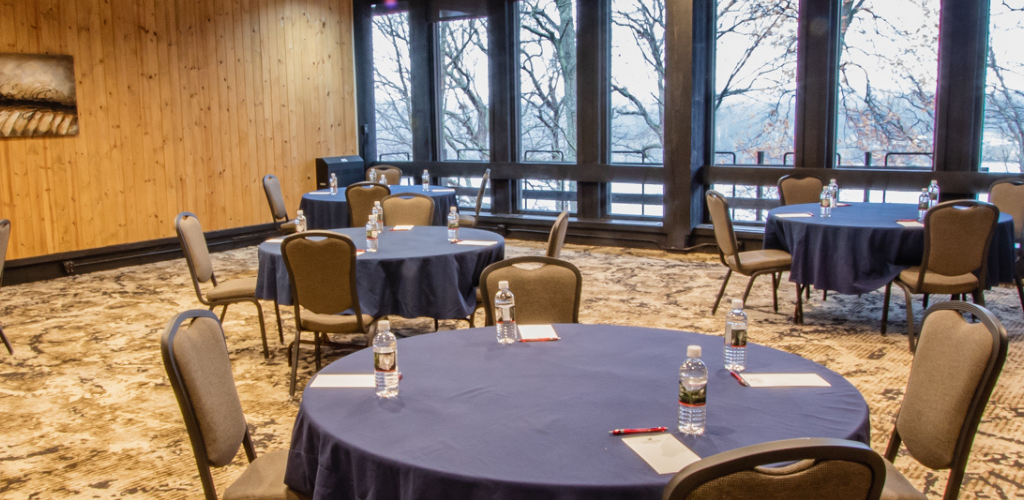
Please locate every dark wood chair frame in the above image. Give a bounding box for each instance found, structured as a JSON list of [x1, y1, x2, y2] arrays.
[[479, 256, 583, 327]]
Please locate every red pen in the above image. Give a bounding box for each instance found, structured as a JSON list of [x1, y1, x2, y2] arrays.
[[609, 427, 667, 435], [730, 370, 749, 387]]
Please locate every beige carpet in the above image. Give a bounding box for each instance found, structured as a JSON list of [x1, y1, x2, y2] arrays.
[[0, 240, 1021, 499]]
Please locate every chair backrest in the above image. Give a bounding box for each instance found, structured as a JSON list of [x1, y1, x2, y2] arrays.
[[161, 309, 254, 500], [381, 192, 435, 226], [345, 182, 391, 227], [480, 256, 582, 326], [262, 174, 289, 222], [706, 191, 740, 264], [546, 210, 570, 259], [663, 438, 885, 500], [988, 179, 1024, 242], [777, 174, 824, 206], [917, 201, 999, 289], [366, 165, 402, 185], [473, 168, 491, 219], [280, 231, 365, 330], [887, 301, 1008, 500], [175, 212, 216, 303], [0, 219, 10, 288]]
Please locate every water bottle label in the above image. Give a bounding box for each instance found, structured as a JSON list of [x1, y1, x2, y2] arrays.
[[367, 228, 378, 239], [726, 325, 747, 347], [448, 220, 458, 229], [679, 384, 706, 407], [374, 351, 396, 372]]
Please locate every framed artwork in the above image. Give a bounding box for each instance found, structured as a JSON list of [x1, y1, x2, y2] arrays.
[[0, 53, 79, 138]]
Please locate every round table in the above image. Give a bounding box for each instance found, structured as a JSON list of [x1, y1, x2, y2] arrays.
[[283, 325, 871, 500], [255, 227, 504, 319], [763, 202, 1016, 295], [299, 185, 459, 229]]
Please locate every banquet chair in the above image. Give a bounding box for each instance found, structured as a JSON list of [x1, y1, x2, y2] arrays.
[[381, 192, 435, 227], [707, 190, 803, 324], [345, 181, 391, 227], [546, 210, 570, 259], [459, 168, 491, 228], [662, 438, 885, 500], [880, 201, 999, 351], [881, 301, 1007, 500], [175, 212, 281, 359], [480, 256, 582, 326], [280, 231, 375, 397], [262, 174, 297, 235], [988, 179, 1024, 311], [777, 174, 824, 206], [0, 219, 11, 354], [366, 165, 402, 185], [160, 309, 310, 500]]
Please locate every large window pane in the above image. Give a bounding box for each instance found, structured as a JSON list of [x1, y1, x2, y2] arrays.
[[611, 0, 665, 165], [520, 180, 577, 213], [836, 0, 938, 169], [519, 0, 577, 162], [609, 183, 663, 217], [440, 18, 490, 161], [372, 11, 412, 162], [714, 1, 797, 165], [440, 176, 491, 212], [983, 0, 1024, 174]]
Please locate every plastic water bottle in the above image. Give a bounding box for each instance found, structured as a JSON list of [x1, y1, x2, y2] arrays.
[[374, 201, 385, 230], [329, 173, 338, 195], [366, 215, 379, 252], [373, 320, 399, 398], [295, 210, 307, 232], [448, 206, 459, 242], [381, 175, 388, 186], [724, 299, 748, 371], [495, 281, 517, 344], [678, 345, 708, 435], [368, 168, 377, 183], [928, 180, 940, 208], [918, 189, 930, 222], [819, 187, 831, 218], [828, 178, 838, 208], [422, 169, 430, 191]]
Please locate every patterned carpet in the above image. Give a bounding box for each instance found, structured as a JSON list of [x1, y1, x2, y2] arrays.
[[0, 240, 1021, 499]]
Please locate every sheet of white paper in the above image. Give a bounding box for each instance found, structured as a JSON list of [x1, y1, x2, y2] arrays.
[[775, 213, 813, 218], [517, 325, 559, 341], [392, 225, 415, 231], [622, 433, 701, 474], [896, 221, 924, 228], [310, 374, 375, 388], [455, 240, 498, 246], [306, 191, 334, 196], [265, 238, 284, 244], [430, 188, 456, 193], [741, 373, 831, 388]]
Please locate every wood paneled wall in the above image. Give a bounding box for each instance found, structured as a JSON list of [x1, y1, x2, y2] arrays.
[[0, 0, 357, 260]]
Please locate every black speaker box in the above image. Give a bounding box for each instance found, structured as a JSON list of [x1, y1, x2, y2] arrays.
[[315, 156, 365, 189]]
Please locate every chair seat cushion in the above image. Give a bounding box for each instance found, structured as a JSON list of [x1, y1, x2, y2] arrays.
[[223, 449, 309, 500], [727, 249, 792, 274], [897, 267, 979, 294], [459, 215, 477, 228], [300, 311, 374, 334], [207, 277, 258, 301], [880, 459, 927, 500]]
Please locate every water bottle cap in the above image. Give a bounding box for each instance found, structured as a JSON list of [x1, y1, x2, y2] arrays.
[[378, 320, 390, 332], [297, 209, 303, 216], [423, 169, 428, 173], [375, 201, 381, 206], [498, 280, 509, 290], [687, 345, 701, 359], [450, 206, 457, 212], [732, 299, 743, 310]]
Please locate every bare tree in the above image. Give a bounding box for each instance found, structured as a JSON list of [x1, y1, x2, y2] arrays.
[[611, 0, 665, 163], [372, 12, 413, 160], [439, 19, 491, 161], [520, 0, 577, 162], [983, 0, 1024, 173]]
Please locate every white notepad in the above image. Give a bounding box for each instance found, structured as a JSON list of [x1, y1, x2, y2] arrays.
[[455, 240, 498, 246], [622, 433, 701, 474], [306, 191, 334, 196], [775, 212, 814, 218], [310, 374, 375, 388], [391, 225, 414, 231], [896, 220, 924, 228], [430, 188, 456, 193], [740, 373, 831, 388], [266, 238, 284, 244], [517, 325, 559, 342]]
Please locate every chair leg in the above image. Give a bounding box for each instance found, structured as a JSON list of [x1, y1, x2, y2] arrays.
[[219, 304, 229, 322], [1015, 275, 1024, 311], [972, 289, 986, 307], [434, 318, 440, 331], [289, 330, 302, 397], [881, 282, 892, 335], [922, 293, 929, 309], [770, 273, 779, 313], [712, 269, 732, 315], [794, 284, 804, 325], [314, 332, 322, 371], [822, 290, 827, 301], [897, 283, 916, 352], [0, 324, 11, 354], [274, 300, 284, 343], [740, 274, 759, 309], [805, 284, 810, 300], [252, 300, 269, 359]]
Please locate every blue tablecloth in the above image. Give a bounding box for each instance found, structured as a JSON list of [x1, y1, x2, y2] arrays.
[[299, 185, 458, 229], [763, 203, 1016, 295], [256, 227, 504, 319], [285, 325, 871, 500]]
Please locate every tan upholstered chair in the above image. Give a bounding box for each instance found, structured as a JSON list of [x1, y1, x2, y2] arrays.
[[381, 192, 435, 227], [988, 179, 1024, 310], [262, 174, 297, 234], [458, 168, 491, 228], [175, 212, 281, 359], [777, 174, 824, 206], [480, 256, 582, 326], [160, 310, 310, 500], [280, 231, 374, 397], [881, 201, 999, 351], [0, 219, 10, 354], [546, 210, 570, 259], [663, 438, 885, 500], [345, 181, 391, 227], [882, 301, 1008, 500], [365, 165, 402, 185], [706, 190, 803, 323]]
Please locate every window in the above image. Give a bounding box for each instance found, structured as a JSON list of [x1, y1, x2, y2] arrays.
[[835, 0, 939, 168], [440, 175, 491, 211], [611, 0, 665, 164], [982, 0, 1024, 174], [714, 0, 797, 166], [372, 10, 412, 162], [440, 18, 490, 161], [609, 183, 663, 217]]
